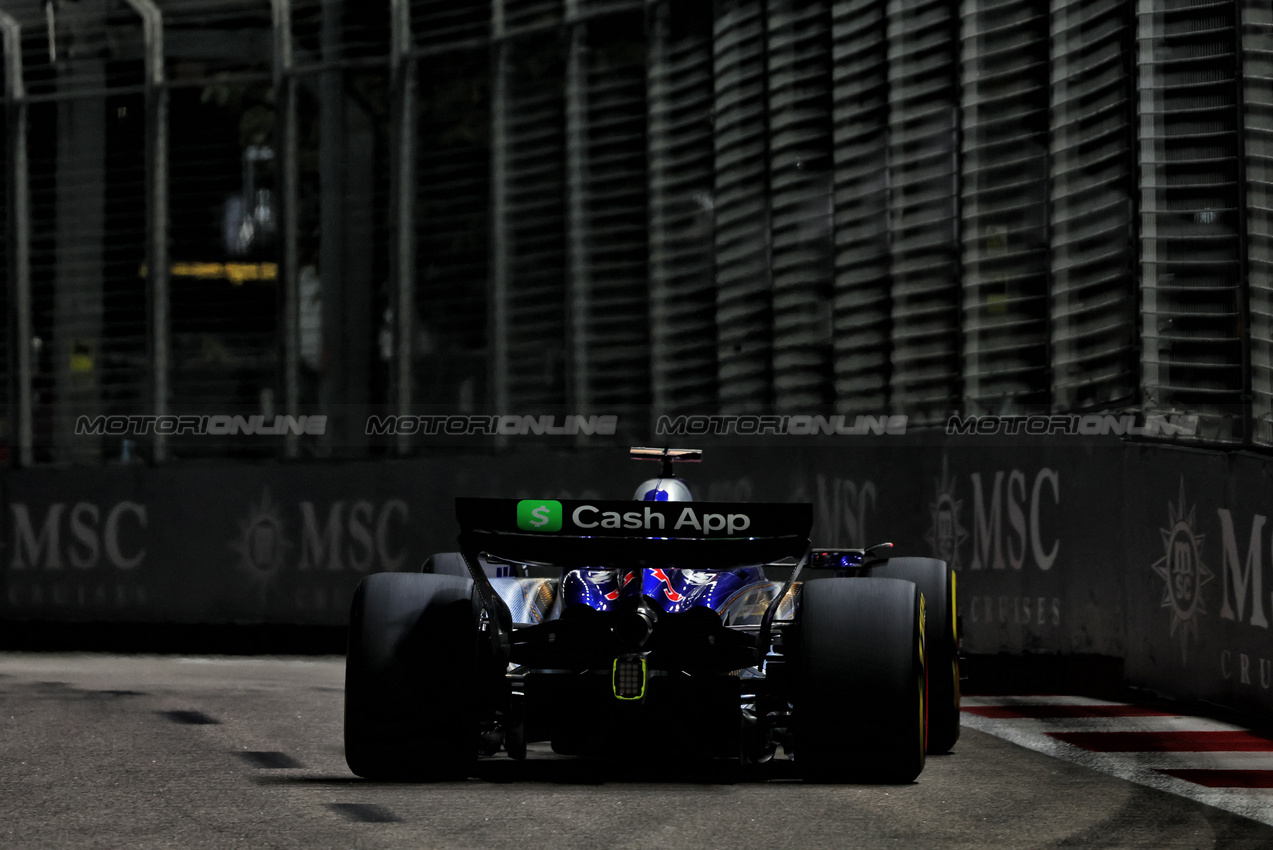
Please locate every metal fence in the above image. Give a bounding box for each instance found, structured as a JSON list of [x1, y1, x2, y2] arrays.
[[1, 0, 1270, 464]]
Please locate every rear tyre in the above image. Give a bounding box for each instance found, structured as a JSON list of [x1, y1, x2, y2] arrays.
[[794, 577, 926, 783], [345, 572, 479, 779], [866, 557, 960, 754]]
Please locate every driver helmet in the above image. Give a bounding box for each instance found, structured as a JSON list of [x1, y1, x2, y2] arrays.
[[633, 477, 693, 502]]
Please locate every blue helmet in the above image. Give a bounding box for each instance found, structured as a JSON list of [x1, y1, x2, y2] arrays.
[[633, 477, 694, 502]]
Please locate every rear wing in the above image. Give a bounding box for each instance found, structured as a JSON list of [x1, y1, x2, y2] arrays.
[[455, 497, 813, 665], [455, 497, 811, 569]]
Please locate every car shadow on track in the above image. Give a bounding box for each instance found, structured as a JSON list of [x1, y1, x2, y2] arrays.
[[253, 760, 796, 787], [252, 749, 919, 787]]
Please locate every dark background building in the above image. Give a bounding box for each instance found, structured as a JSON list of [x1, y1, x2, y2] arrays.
[[1, 0, 1269, 459]]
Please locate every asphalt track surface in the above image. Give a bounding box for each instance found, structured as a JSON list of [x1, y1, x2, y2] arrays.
[[3, 654, 1273, 850]]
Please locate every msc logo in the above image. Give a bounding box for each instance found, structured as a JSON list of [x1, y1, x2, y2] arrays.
[[517, 500, 562, 532], [1151, 478, 1213, 664], [926, 456, 967, 569]]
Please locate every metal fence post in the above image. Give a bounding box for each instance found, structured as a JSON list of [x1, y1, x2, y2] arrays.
[[714, 0, 773, 412], [391, 0, 415, 453], [0, 11, 31, 467], [273, 0, 300, 459], [767, 0, 833, 411], [490, 3, 509, 420], [124, 0, 168, 462], [565, 8, 589, 414], [829, 0, 891, 414], [647, 0, 670, 415], [885, 0, 962, 422], [646, 1, 717, 414]]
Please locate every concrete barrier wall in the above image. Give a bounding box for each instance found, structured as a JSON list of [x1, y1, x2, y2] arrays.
[[1121, 446, 1273, 719], [1, 440, 1268, 717]]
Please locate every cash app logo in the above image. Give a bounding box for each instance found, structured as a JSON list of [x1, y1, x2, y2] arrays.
[[516, 500, 562, 532]]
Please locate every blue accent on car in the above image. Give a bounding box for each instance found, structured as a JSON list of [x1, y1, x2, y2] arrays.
[[560, 565, 768, 615], [559, 569, 621, 612]]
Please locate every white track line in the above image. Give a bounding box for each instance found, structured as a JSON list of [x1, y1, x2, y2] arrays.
[[962, 703, 1273, 827], [962, 695, 1126, 707], [963, 713, 1243, 733], [1122, 752, 1273, 771]]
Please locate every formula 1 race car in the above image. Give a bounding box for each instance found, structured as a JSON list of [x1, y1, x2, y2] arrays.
[[344, 447, 960, 783]]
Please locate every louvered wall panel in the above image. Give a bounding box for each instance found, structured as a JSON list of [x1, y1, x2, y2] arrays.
[[830, 0, 890, 411], [768, 0, 834, 410], [1050, 0, 1135, 410], [714, 0, 772, 410], [503, 33, 569, 406], [412, 0, 491, 51], [886, 0, 961, 420], [1137, 0, 1243, 440], [571, 13, 650, 407], [648, 2, 717, 410], [1244, 0, 1273, 444], [505, 0, 563, 36], [414, 51, 491, 409], [960, 0, 1050, 413]]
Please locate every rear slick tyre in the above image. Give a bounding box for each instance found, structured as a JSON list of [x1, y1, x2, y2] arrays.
[[344, 572, 479, 780], [795, 577, 926, 783], [866, 557, 960, 754]]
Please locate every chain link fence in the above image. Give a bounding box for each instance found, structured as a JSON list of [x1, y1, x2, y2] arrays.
[[2, 0, 1271, 464]]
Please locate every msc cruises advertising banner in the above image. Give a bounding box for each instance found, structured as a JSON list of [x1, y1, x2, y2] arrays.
[[1, 440, 1270, 721]]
